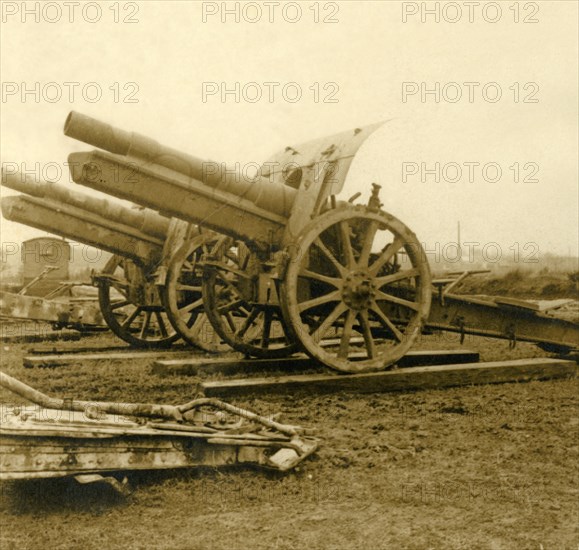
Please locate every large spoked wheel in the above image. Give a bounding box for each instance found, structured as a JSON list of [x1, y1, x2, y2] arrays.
[[164, 234, 230, 353], [202, 240, 299, 359], [98, 255, 179, 348], [281, 205, 431, 373]]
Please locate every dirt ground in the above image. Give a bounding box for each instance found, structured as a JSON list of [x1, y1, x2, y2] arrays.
[[0, 330, 577, 550]]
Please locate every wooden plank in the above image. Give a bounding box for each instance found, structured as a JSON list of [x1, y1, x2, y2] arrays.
[[27, 343, 191, 355], [152, 350, 481, 377], [23, 349, 194, 368], [494, 297, 541, 312], [199, 358, 577, 397], [0, 329, 82, 345], [28, 344, 133, 355], [494, 297, 574, 313]]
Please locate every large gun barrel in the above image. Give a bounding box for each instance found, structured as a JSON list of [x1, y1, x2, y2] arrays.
[[68, 149, 287, 247], [2, 170, 170, 240], [64, 111, 296, 218], [1, 195, 163, 265]]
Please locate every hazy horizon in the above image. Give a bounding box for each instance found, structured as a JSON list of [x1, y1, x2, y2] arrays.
[[1, 1, 577, 258]]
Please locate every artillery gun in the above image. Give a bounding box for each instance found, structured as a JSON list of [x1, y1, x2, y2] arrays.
[[64, 112, 434, 372], [65, 112, 579, 372], [1, 172, 227, 350]]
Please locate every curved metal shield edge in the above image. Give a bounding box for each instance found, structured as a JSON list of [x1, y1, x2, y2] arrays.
[[261, 120, 387, 197]]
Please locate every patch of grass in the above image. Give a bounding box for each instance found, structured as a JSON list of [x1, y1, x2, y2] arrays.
[[456, 269, 579, 299]]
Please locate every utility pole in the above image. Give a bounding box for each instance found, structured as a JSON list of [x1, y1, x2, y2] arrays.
[[457, 221, 461, 261]]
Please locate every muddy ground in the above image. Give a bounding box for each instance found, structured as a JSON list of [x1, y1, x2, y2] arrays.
[[0, 329, 577, 550]]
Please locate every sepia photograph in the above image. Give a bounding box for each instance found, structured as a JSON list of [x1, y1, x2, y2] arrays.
[[0, 1, 577, 548]]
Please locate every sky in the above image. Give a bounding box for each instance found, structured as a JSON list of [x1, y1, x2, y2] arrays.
[[1, 0, 577, 261]]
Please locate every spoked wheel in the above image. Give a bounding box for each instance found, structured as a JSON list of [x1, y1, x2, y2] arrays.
[[97, 255, 180, 348], [202, 239, 298, 359], [281, 205, 431, 373], [164, 234, 230, 352]]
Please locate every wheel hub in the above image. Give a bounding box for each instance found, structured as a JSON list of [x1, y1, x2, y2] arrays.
[[342, 270, 376, 310]]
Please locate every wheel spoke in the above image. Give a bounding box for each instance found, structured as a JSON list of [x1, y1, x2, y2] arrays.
[[238, 251, 250, 271], [186, 313, 199, 329], [120, 307, 141, 329], [209, 236, 228, 257], [237, 307, 260, 338], [220, 277, 244, 297], [339, 221, 356, 269], [369, 302, 404, 342], [225, 312, 237, 332], [375, 290, 420, 311], [357, 310, 376, 359], [238, 304, 252, 317], [180, 297, 204, 314], [311, 302, 348, 342], [277, 309, 292, 340], [299, 268, 342, 288], [182, 259, 195, 272], [155, 311, 169, 338], [176, 283, 202, 292], [109, 276, 129, 289], [260, 309, 273, 348], [338, 309, 356, 358], [189, 315, 209, 340], [375, 268, 420, 287], [217, 299, 245, 315], [139, 311, 152, 338], [298, 289, 342, 313], [110, 300, 130, 311], [109, 280, 129, 298], [313, 238, 347, 277], [211, 263, 247, 281], [369, 238, 404, 276], [358, 221, 379, 268]]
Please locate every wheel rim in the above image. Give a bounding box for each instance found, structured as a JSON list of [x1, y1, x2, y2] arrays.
[[281, 206, 431, 373], [202, 240, 298, 359], [98, 255, 180, 348], [164, 235, 230, 352]]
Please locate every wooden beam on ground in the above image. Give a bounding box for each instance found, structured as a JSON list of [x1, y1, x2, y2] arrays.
[[152, 350, 481, 377], [28, 344, 133, 355], [199, 358, 577, 397], [0, 329, 82, 345], [27, 343, 191, 355], [23, 349, 194, 368]]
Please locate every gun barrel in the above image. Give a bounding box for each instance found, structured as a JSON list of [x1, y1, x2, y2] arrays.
[[69, 150, 287, 248], [64, 111, 296, 217], [1, 195, 163, 265], [2, 170, 170, 240]]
